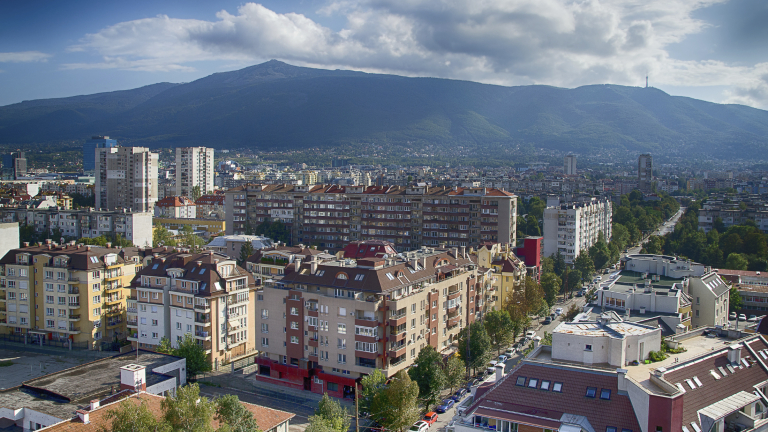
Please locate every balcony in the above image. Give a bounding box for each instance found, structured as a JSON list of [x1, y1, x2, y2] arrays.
[[195, 331, 211, 340], [127, 320, 138, 328], [448, 291, 461, 301], [127, 307, 137, 314], [194, 303, 210, 312], [195, 314, 211, 325], [127, 332, 138, 341], [68, 314, 80, 321], [107, 319, 123, 329], [67, 302, 80, 309], [448, 315, 462, 328], [68, 326, 81, 334], [389, 313, 407, 327], [68, 287, 79, 294], [388, 345, 406, 358], [68, 277, 80, 284]]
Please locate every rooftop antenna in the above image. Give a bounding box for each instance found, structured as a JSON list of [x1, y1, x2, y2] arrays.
[[645, 74, 648, 88]]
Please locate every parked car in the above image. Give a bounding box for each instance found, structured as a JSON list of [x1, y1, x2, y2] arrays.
[[555, 307, 564, 315], [748, 315, 758, 323], [739, 314, 748, 321], [543, 316, 552, 324], [525, 330, 536, 339], [422, 413, 439, 426], [498, 354, 508, 362], [436, 399, 455, 413], [730, 312, 737, 319], [505, 348, 515, 357], [410, 421, 430, 432], [451, 388, 468, 401]]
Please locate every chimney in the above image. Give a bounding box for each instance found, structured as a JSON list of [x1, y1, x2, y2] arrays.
[[90, 399, 100, 411], [453, 247, 458, 258], [23, 242, 29, 247], [295, 257, 302, 270], [728, 344, 742, 365], [410, 258, 418, 269], [311, 259, 318, 274], [86, 246, 91, 251], [495, 364, 504, 381], [422, 256, 427, 269], [120, 364, 147, 392], [460, 246, 466, 258], [616, 368, 628, 392], [77, 410, 90, 424], [106, 242, 112, 248]]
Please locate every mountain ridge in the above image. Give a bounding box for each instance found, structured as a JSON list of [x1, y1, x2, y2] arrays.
[[1, 60, 767, 159]]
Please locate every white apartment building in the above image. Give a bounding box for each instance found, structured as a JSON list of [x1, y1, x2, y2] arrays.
[[95, 146, 158, 212], [0, 208, 153, 247], [176, 147, 214, 197], [542, 197, 612, 263]]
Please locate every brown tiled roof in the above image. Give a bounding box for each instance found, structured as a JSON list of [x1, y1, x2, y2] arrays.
[[280, 250, 474, 294], [468, 363, 641, 432], [156, 196, 196, 207], [45, 392, 293, 432], [245, 245, 324, 264], [663, 336, 768, 429], [195, 195, 225, 205], [0, 244, 129, 270]]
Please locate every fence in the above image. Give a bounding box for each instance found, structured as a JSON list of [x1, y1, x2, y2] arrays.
[[0, 334, 89, 350]]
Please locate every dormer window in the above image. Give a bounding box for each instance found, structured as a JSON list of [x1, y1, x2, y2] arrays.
[[336, 273, 348, 280], [585, 387, 597, 398]]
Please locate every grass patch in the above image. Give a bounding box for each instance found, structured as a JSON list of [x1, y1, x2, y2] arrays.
[[0, 361, 14, 367]]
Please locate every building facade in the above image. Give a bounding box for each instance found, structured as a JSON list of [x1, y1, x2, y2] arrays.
[[154, 196, 197, 219], [127, 251, 258, 369], [252, 246, 478, 398], [563, 155, 576, 175], [225, 184, 517, 252], [0, 208, 153, 247], [638, 153, 653, 192], [2, 152, 27, 180], [0, 243, 141, 349], [83, 136, 117, 174], [542, 197, 613, 263], [176, 147, 214, 198], [95, 146, 158, 212]]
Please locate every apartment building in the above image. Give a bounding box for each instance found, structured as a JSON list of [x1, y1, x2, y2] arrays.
[[127, 250, 258, 369], [225, 184, 517, 252], [176, 147, 214, 198], [0, 207, 153, 247], [154, 196, 197, 219], [698, 195, 768, 233], [0, 242, 142, 349], [638, 153, 653, 192], [82, 136, 116, 174], [563, 155, 576, 175], [252, 246, 478, 398], [542, 196, 613, 263], [473, 243, 525, 311], [195, 194, 225, 219], [95, 146, 158, 212]]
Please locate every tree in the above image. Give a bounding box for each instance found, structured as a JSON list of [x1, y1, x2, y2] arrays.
[[154, 225, 177, 247], [191, 186, 203, 201], [179, 225, 206, 250], [238, 242, 254, 267], [100, 398, 172, 432], [162, 383, 216, 432], [254, 219, 291, 244], [215, 395, 261, 432], [156, 337, 173, 354], [444, 356, 465, 393], [408, 346, 446, 409], [552, 251, 566, 276], [483, 310, 514, 355], [563, 304, 580, 322], [729, 285, 743, 312], [457, 322, 492, 374], [540, 257, 554, 275], [312, 393, 350, 432], [574, 253, 595, 282], [360, 368, 387, 416], [174, 334, 212, 379], [725, 253, 749, 271], [371, 370, 420, 432], [540, 273, 561, 307]]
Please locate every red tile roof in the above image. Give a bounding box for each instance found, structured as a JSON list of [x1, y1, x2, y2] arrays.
[[195, 195, 225, 205], [156, 196, 196, 207], [663, 336, 768, 429], [468, 363, 641, 432]]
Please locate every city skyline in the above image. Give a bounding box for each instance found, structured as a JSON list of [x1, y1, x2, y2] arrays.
[[0, 0, 766, 108]]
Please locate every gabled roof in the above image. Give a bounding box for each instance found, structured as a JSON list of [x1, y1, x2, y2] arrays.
[[662, 336, 768, 430], [194, 194, 225, 205], [466, 363, 640, 432], [156, 196, 196, 207]]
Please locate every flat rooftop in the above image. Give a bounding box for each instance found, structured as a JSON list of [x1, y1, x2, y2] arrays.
[[553, 320, 659, 337], [625, 332, 739, 394], [22, 351, 179, 403]]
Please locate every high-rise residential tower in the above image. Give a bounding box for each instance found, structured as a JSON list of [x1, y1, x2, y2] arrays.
[[95, 146, 158, 212], [176, 147, 214, 198], [638, 153, 653, 192], [563, 155, 577, 175], [83, 136, 117, 174], [2, 152, 27, 180]]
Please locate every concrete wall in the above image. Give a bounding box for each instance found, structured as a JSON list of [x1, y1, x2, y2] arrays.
[[0, 223, 19, 261], [151, 356, 187, 387]]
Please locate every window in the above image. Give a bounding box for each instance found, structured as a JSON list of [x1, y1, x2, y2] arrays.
[[176, 322, 182, 330], [586, 387, 597, 398], [540, 380, 550, 390], [338, 354, 347, 364], [327, 382, 338, 392], [339, 307, 347, 316], [291, 321, 299, 330], [622, 429, 633, 432], [516, 376, 526, 386], [262, 309, 269, 319], [338, 323, 346, 334], [338, 338, 346, 349], [152, 332, 158, 339], [291, 336, 299, 344], [606, 428, 617, 432], [528, 378, 538, 388], [552, 382, 563, 392], [152, 319, 158, 326], [261, 338, 269, 347], [291, 307, 298, 315], [151, 306, 157, 313], [585, 344, 593, 351], [261, 323, 268, 333], [600, 389, 611, 400]]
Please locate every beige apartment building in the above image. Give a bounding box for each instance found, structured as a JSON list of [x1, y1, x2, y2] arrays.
[[176, 146, 214, 198], [95, 146, 159, 212], [252, 246, 478, 398], [0, 242, 141, 349], [127, 250, 258, 370]]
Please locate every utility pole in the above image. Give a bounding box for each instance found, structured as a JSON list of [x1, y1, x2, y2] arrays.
[[355, 382, 360, 432]]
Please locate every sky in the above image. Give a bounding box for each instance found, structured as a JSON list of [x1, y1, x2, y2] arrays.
[[1, 0, 767, 109]]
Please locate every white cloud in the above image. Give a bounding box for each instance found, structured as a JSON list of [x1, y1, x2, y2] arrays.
[[0, 51, 51, 63], [63, 1, 768, 108]]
